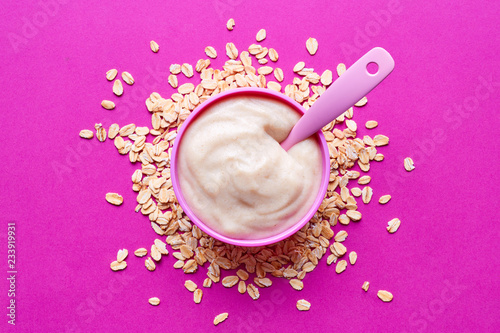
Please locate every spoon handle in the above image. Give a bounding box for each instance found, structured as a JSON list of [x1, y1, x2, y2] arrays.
[[281, 47, 395, 151]]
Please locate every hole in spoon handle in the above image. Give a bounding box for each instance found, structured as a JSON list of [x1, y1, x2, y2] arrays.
[[356, 47, 395, 84], [366, 62, 379, 75]]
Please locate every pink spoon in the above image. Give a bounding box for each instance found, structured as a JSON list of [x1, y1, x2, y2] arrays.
[[280, 47, 395, 151]]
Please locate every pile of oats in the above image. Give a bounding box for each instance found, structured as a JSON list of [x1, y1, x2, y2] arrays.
[[87, 25, 403, 316]]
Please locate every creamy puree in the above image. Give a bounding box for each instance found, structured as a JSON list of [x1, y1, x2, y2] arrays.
[[177, 96, 322, 239]]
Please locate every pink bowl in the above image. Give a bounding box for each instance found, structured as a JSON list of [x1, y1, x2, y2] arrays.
[[170, 88, 330, 247]]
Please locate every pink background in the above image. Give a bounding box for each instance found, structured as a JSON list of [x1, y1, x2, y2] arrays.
[[1, 0, 499, 332]]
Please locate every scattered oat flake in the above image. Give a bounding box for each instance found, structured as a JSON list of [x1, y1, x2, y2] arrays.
[[95, 123, 105, 140], [173, 260, 184, 269], [256, 47, 268, 59], [148, 297, 160, 306], [274, 68, 284, 82], [358, 176, 371, 185], [349, 251, 357, 265], [151, 222, 164, 236], [101, 100, 115, 110], [377, 290, 393, 302], [150, 40, 159, 53], [290, 279, 304, 291], [334, 230, 348, 242], [195, 59, 209, 73], [238, 280, 246, 294], [248, 44, 262, 55], [108, 124, 119, 139], [355, 96, 368, 107], [226, 18, 235, 31], [178, 83, 195, 95], [331, 242, 347, 257], [346, 120, 357, 132], [321, 69, 333, 86], [337, 63, 346, 76], [306, 37, 318, 55], [404, 157, 415, 171], [106, 69, 117, 81], [135, 126, 149, 136], [254, 277, 272, 288], [296, 299, 311, 311], [267, 81, 281, 92], [154, 239, 168, 255], [110, 260, 127, 271], [203, 278, 212, 288], [117, 249, 128, 262], [297, 262, 312, 273], [346, 210, 362, 221], [336, 260, 347, 273], [338, 214, 350, 225], [258, 58, 268, 66], [205, 46, 217, 59], [193, 289, 203, 304], [222, 276, 239, 288], [181, 63, 194, 78], [387, 218, 401, 233], [168, 74, 178, 88], [256, 29, 266, 42], [94, 124, 106, 142], [361, 186, 373, 204], [269, 48, 279, 61], [214, 313, 228, 326], [240, 51, 252, 66], [293, 61, 305, 72], [236, 269, 249, 281], [362, 281, 370, 292], [79, 130, 93, 139], [121, 72, 134, 85], [145, 257, 156, 271], [170, 64, 181, 74], [119, 123, 135, 136], [373, 134, 389, 146], [258, 66, 273, 75], [226, 42, 238, 60], [180, 245, 194, 258], [113, 79, 124, 96], [351, 187, 362, 197], [365, 120, 378, 129], [105, 193, 123, 206], [150, 244, 161, 261], [379, 195, 392, 204], [183, 259, 198, 274], [247, 284, 260, 300], [134, 248, 147, 257]]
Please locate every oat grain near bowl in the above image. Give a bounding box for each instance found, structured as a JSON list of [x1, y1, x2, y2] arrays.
[[80, 21, 403, 325]]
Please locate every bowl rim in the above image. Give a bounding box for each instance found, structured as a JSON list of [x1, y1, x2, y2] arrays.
[[170, 87, 330, 246]]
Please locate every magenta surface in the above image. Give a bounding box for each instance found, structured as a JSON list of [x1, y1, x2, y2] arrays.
[[0, 0, 499, 332], [171, 88, 330, 247]]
